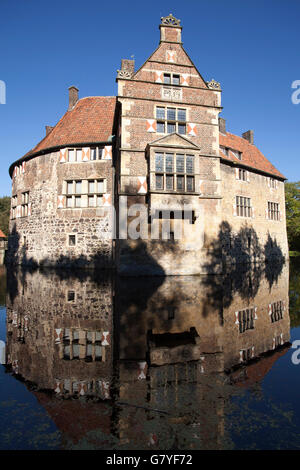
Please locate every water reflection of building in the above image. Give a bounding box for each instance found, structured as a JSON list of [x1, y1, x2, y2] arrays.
[[6, 270, 113, 399], [5, 263, 290, 449]]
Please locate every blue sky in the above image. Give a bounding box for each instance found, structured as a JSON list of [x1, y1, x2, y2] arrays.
[[0, 0, 299, 197]]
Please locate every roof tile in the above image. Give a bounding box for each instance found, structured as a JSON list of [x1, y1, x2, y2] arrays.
[[219, 132, 285, 179]]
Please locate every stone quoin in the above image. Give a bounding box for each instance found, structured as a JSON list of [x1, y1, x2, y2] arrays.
[[7, 14, 288, 275]]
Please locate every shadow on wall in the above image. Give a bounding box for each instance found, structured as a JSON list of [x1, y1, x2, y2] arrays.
[[7, 220, 285, 287], [202, 221, 285, 309]]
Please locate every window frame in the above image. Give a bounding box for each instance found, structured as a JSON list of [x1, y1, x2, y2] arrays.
[[155, 106, 187, 135], [268, 201, 280, 221], [64, 179, 106, 208], [154, 152, 195, 193], [236, 195, 252, 217]]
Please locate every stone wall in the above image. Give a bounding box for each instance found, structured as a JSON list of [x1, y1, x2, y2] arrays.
[[7, 149, 114, 268], [220, 162, 289, 266]]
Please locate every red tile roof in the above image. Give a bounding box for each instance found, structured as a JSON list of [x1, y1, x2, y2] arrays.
[[220, 132, 285, 179], [10, 96, 117, 176], [0, 230, 6, 238]]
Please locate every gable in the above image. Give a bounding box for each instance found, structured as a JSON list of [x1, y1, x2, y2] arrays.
[[147, 132, 200, 150], [133, 42, 208, 89]]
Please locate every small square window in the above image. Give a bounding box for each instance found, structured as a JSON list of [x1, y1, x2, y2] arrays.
[[156, 174, 164, 190], [186, 176, 194, 192], [178, 123, 186, 135], [97, 180, 104, 193], [177, 109, 186, 122], [68, 149, 75, 162], [157, 121, 165, 133], [75, 181, 82, 194], [67, 182, 73, 194], [166, 175, 174, 190], [89, 181, 95, 193], [75, 196, 81, 208], [67, 291, 75, 302], [90, 148, 97, 160], [69, 235, 76, 246], [167, 108, 176, 120], [163, 74, 171, 84], [173, 75, 180, 85], [98, 147, 103, 159], [167, 122, 176, 134], [76, 149, 82, 162], [88, 196, 95, 207], [176, 175, 184, 191], [156, 107, 165, 120]]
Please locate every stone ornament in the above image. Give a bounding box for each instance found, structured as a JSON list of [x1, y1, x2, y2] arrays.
[[207, 79, 221, 90], [162, 87, 182, 101], [117, 70, 133, 79], [161, 13, 181, 26], [166, 50, 176, 63]]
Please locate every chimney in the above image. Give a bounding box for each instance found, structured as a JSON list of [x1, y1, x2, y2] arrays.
[[45, 126, 54, 136], [68, 86, 79, 111], [159, 13, 182, 44], [219, 117, 226, 134], [121, 59, 135, 75], [242, 130, 254, 145]]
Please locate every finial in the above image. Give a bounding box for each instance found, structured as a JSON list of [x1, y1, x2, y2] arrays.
[[160, 13, 181, 26]]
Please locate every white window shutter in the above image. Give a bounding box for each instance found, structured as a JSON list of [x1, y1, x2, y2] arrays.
[[235, 168, 239, 180]]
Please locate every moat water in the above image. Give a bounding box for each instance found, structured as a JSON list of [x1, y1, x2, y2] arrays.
[[0, 259, 299, 450]]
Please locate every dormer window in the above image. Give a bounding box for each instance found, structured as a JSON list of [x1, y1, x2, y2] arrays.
[[231, 149, 242, 160], [220, 146, 229, 156]]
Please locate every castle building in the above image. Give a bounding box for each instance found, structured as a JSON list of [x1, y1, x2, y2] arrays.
[[7, 14, 288, 275]]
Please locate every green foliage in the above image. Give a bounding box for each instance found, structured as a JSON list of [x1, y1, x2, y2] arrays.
[[289, 259, 300, 328], [0, 196, 11, 236], [285, 182, 300, 251]]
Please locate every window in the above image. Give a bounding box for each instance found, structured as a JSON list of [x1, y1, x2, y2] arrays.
[[268, 202, 280, 220], [163, 73, 180, 85], [220, 146, 229, 156], [270, 301, 283, 323], [238, 169, 247, 181], [67, 291, 76, 302], [240, 348, 253, 362], [62, 328, 103, 362], [21, 191, 29, 217], [154, 152, 195, 192], [64, 179, 105, 208], [67, 147, 104, 162], [11, 195, 17, 219], [238, 308, 255, 333], [69, 235, 76, 246], [76, 149, 82, 162], [236, 196, 252, 217], [269, 178, 277, 189], [274, 335, 282, 348], [231, 149, 242, 160], [156, 106, 187, 135], [90, 147, 104, 160]]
